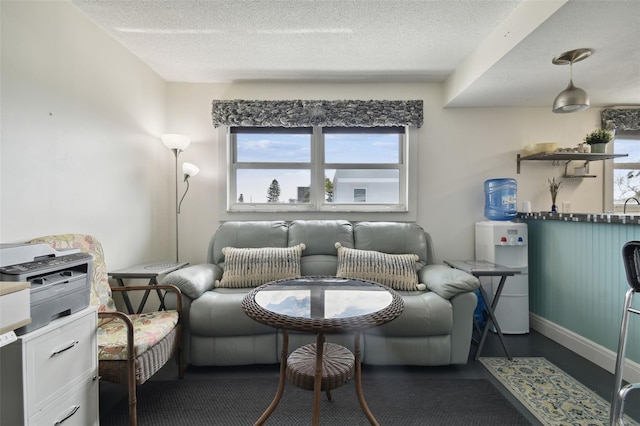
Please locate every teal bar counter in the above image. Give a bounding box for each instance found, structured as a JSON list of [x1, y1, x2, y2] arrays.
[[519, 212, 640, 365]]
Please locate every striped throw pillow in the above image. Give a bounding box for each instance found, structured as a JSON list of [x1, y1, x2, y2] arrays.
[[335, 243, 425, 291], [215, 244, 306, 288]]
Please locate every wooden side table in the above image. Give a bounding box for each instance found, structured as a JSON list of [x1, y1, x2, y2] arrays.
[[444, 260, 520, 360], [108, 261, 188, 314]]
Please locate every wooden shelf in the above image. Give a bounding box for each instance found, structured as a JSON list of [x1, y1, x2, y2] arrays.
[[517, 152, 628, 175]]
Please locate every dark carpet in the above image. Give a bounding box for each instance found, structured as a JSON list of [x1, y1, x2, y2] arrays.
[[101, 376, 531, 425]]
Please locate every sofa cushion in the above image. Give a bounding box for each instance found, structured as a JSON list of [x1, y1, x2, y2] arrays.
[[216, 244, 306, 288], [353, 222, 431, 267], [300, 255, 339, 276], [334, 243, 426, 291], [289, 220, 354, 255], [210, 221, 289, 264], [190, 289, 276, 337], [367, 291, 453, 336]]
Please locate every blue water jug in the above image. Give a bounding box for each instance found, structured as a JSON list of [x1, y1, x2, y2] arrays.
[[484, 178, 517, 221]]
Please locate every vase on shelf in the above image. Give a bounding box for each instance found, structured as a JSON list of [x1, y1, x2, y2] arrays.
[[548, 177, 561, 213], [590, 143, 607, 153]]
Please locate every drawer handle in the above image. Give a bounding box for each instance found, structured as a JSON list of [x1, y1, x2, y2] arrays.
[[51, 340, 79, 356], [54, 405, 80, 425]]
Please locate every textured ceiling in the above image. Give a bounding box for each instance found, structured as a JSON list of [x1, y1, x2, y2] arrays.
[[72, 0, 640, 108]]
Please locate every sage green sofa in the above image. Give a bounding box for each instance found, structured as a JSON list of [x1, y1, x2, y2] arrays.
[[162, 220, 479, 367]]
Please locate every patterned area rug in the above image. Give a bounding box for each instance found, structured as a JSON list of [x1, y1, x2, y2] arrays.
[[481, 357, 639, 426]]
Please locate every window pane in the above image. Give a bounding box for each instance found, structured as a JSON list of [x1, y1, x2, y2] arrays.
[[325, 169, 399, 203], [325, 133, 400, 164], [613, 169, 640, 203], [236, 169, 310, 203], [236, 133, 310, 163], [614, 138, 640, 162], [353, 188, 367, 202]]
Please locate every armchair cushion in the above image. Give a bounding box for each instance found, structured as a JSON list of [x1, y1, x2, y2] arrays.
[[215, 244, 306, 288], [163, 263, 220, 299], [335, 243, 425, 291], [98, 310, 179, 360], [421, 264, 480, 299]]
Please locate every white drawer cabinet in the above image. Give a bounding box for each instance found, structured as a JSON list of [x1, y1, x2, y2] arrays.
[[29, 375, 99, 426], [0, 307, 98, 425]]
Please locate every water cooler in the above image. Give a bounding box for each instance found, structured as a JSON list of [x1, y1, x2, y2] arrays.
[[475, 221, 529, 334]]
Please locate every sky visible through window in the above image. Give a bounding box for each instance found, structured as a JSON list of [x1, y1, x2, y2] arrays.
[[236, 132, 399, 203]]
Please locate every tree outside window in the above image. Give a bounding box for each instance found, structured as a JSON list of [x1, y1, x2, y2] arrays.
[[267, 179, 281, 203]]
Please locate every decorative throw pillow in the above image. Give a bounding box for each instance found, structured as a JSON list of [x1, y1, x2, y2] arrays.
[[215, 244, 306, 288], [335, 243, 426, 291]]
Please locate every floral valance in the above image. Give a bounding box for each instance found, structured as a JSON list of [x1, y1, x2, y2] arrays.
[[211, 99, 423, 128], [601, 108, 640, 132]]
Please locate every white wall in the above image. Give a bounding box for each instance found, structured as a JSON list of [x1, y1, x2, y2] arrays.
[[166, 82, 604, 265], [1, 1, 605, 270], [1, 1, 172, 269]]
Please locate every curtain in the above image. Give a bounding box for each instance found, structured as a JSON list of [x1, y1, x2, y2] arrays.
[[602, 108, 640, 132], [211, 99, 423, 128]]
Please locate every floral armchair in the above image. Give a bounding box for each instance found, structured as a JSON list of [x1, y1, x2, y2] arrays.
[[27, 234, 183, 426]]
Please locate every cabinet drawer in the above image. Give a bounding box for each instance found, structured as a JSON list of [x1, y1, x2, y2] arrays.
[[25, 310, 97, 414], [29, 374, 99, 426]]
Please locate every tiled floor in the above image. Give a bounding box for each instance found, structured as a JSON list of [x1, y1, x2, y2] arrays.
[[100, 330, 640, 424]]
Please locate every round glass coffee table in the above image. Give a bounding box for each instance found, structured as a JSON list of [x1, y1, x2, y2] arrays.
[[242, 276, 404, 426]]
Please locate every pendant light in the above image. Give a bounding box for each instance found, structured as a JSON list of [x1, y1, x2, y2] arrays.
[[552, 48, 593, 113]]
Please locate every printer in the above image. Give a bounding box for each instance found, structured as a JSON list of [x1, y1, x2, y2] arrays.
[[0, 243, 93, 335]]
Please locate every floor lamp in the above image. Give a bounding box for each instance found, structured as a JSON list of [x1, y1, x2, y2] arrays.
[[161, 133, 191, 262]]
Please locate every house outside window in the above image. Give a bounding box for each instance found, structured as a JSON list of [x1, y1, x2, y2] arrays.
[[227, 126, 408, 213]]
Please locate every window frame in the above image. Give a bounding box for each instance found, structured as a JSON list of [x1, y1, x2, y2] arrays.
[[222, 125, 414, 218], [607, 131, 640, 213]]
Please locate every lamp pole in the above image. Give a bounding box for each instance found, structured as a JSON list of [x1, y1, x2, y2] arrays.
[[173, 148, 180, 263], [177, 162, 199, 262]]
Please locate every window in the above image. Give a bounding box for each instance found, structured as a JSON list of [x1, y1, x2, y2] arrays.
[[611, 132, 640, 213], [231, 127, 312, 206], [228, 126, 408, 212], [353, 188, 367, 202]]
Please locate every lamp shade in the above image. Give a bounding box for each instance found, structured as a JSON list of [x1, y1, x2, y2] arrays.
[[161, 133, 191, 150], [182, 162, 200, 179], [552, 81, 590, 113], [551, 48, 593, 114]]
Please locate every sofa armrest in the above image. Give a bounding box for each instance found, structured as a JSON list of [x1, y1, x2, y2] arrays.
[[419, 264, 480, 299], [161, 264, 222, 299]]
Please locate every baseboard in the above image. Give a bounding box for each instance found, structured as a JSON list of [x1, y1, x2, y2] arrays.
[[530, 313, 640, 384]]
